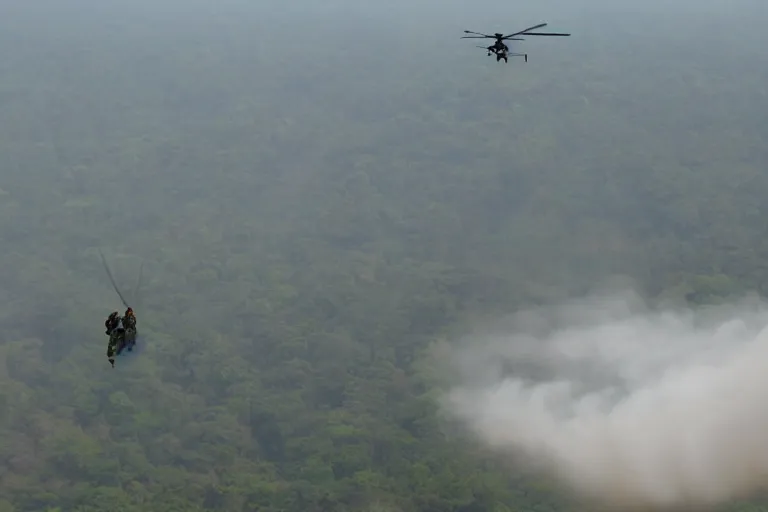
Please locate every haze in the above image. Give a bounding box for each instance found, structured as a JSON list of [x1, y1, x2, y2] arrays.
[[0, 0, 767, 510]]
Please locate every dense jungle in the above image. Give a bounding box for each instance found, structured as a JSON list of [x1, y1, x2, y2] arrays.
[[1, 0, 767, 510]]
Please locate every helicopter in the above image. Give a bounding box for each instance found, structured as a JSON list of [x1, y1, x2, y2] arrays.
[[461, 23, 570, 63]]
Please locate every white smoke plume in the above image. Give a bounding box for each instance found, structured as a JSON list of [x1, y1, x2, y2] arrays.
[[442, 289, 768, 511]]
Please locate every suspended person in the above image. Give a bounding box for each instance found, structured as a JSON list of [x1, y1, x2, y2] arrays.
[[122, 307, 137, 352], [105, 311, 120, 335], [106, 314, 124, 368]]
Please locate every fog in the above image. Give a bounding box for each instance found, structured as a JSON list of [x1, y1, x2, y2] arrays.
[[0, 0, 767, 509]]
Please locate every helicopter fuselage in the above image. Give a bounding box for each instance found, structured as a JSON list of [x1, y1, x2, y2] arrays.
[[490, 40, 509, 52]]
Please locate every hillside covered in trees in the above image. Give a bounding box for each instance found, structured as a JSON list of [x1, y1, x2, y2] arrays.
[[1, 0, 767, 510]]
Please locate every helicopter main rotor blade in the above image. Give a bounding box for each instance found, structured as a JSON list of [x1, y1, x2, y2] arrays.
[[503, 23, 548, 38], [463, 30, 495, 38], [522, 32, 570, 36], [461, 35, 492, 39]]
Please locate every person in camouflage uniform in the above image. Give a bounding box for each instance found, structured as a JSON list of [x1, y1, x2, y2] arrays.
[[106, 321, 123, 368], [105, 311, 119, 336], [122, 307, 137, 351], [122, 307, 136, 331], [106, 308, 137, 368]]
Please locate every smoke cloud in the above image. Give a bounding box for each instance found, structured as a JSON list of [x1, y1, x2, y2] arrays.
[[442, 290, 768, 510]]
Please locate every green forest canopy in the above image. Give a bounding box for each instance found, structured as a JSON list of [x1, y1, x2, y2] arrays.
[[0, 0, 767, 510]]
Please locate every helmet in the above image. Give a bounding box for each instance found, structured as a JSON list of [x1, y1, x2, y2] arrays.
[[126, 307, 133, 316]]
